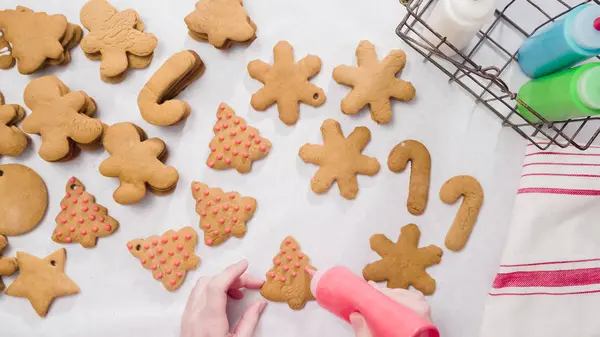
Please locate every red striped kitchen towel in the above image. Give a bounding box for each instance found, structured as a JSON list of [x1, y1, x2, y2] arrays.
[[479, 143, 600, 337]]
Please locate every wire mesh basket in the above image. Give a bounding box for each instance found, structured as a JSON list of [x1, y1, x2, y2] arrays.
[[397, 0, 600, 150]]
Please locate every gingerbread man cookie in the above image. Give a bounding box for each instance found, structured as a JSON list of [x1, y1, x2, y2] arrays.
[[52, 177, 119, 248], [127, 227, 200, 291], [333, 40, 416, 124], [261, 237, 315, 310], [248, 41, 326, 125], [0, 30, 15, 69], [99, 122, 179, 204], [207, 103, 271, 173], [185, 0, 257, 49], [22, 76, 102, 162], [191, 181, 257, 246], [80, 0, 158, 82], [0, 91, 27, 157], [0, 235, 18, 292], [363, 224, 442, 295], [299, 119, 380, 200]]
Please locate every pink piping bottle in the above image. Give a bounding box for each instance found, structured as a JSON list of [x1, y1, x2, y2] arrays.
[[307, 266, 439, 337]]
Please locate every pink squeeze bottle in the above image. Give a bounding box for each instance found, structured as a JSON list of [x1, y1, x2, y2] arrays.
[[307, 266, 439, 337]]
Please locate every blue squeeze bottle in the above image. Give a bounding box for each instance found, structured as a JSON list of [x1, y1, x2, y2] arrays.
[[517, 4, 600, 78]]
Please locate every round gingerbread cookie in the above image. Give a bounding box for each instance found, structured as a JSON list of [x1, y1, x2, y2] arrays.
[[0, 164, 48, 236]]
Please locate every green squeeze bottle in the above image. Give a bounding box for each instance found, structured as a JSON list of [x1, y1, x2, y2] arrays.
[[517, 62, 600, 123]]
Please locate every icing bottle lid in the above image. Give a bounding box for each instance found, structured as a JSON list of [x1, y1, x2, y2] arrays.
[[578, 66, 600, 110], [572, 5, 600, 51]]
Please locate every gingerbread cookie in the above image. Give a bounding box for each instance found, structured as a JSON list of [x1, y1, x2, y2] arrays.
[[127, 227, 200, 291], [0, 91, 28, 157], [261, 237, 315, 310], [388, 140, 431, 216], [299, 119, 380, 200], [5, 248, 79, 317], [363, 224, 442, 295], [333, 41, 416, 124], [191, 182, 257, 246], [0, 164, 48, 236], [440, 175, 484, 252], [80, 0, 158, 82], [52, 177, 119, 248], [184, 0, 257, 49], [0, 235, 18, 292], [0, 30, 15, 69], [99, 122, 179, 204], [138, 50, 205, 126], [207, 103, 271, 173], [22, 76, 102, 162], [248, 41, 326, 125]]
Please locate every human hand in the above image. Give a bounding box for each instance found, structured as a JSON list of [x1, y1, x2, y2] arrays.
[[180, 260, 267, 337], [349, 281, 432, 337]]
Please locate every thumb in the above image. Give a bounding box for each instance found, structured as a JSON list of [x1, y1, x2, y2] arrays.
[[233, 300, 268, 337], [349, 313, 374, 337]]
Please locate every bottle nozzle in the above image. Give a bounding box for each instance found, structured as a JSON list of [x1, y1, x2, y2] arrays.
[[594, 17, 600, 31], [305, 266, 316, 276]]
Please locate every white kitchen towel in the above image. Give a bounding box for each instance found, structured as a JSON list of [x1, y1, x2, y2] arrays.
[[479, 142, 600, 337]]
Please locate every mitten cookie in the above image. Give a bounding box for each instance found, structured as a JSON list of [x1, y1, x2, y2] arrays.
[[388, 140, 431, 216], [185, 0, 257, 49], [138, 50, 205, 126], [0, 235, 18, 292], [440, 175, 484, 252], [127, 227, 200, 291], [0, 91, 28, 157], [191, 181, 257, 246], [52, 177, 119, 248], [5, 248, 79, 317], [22, 76, 103, 162], [333, 40, 416, 124], [99, 122, 179, 204], [207, 103, 271, 173], [261, 237, 315, 310], [80, 0, 158, 82], [0, 164, 48, 236], [299, 119, 380, 200], [248, 41, 326, 125], [363, 224, 442, 295]]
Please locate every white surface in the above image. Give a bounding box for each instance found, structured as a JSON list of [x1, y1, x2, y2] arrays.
[[0, 1, 526, 337]]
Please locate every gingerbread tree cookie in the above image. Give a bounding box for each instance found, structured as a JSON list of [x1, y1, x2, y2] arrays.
[[127, 227, 200, 291], [363, 224, 442, 295], [0, 235, 18, 292], [299, 119, 380, 200], [52, 177, 119, 248], [0, 91, 27, 157], [248, 41, 326, 125], [184, 0, 257, 49], [191, 181, 256, 246], [261, 237, 315, 310], [333, 40, 416, 124], [207, 103, 271, 173], [100, 122, 179, 204]]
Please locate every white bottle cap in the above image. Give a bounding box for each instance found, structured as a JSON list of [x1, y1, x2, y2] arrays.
[[578, 66, 600, 110], [572, 5, 600, 51], [448, 0, 495, 23]]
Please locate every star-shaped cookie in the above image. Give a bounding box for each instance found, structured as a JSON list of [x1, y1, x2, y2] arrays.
[[363, 224, 442, 295], [184, 0, 257, 49], [0, 91, 27, 157], [298, 119, 380, 200], [333, 40, 416, 124], [248, 41, 326, 125], [5, 248, 79, 317]]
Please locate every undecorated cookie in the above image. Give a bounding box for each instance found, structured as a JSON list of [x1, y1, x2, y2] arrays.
[[206, 103, 271, 173], [127, 227, 200, 291], [0, 235, 18, 292], [0, 164, 48, 236], [388, 140, 431, 216], [191, 181, 257, 246], [5, 248, 79, 317], [333, 40, 416, 124], [299, 119, 380, 200], [261, 237, 315, 310], [248, 41, 325, 125], [52, 177, 119, 248], [0, 91, 28, 157], [363, 224, 442, 295]]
